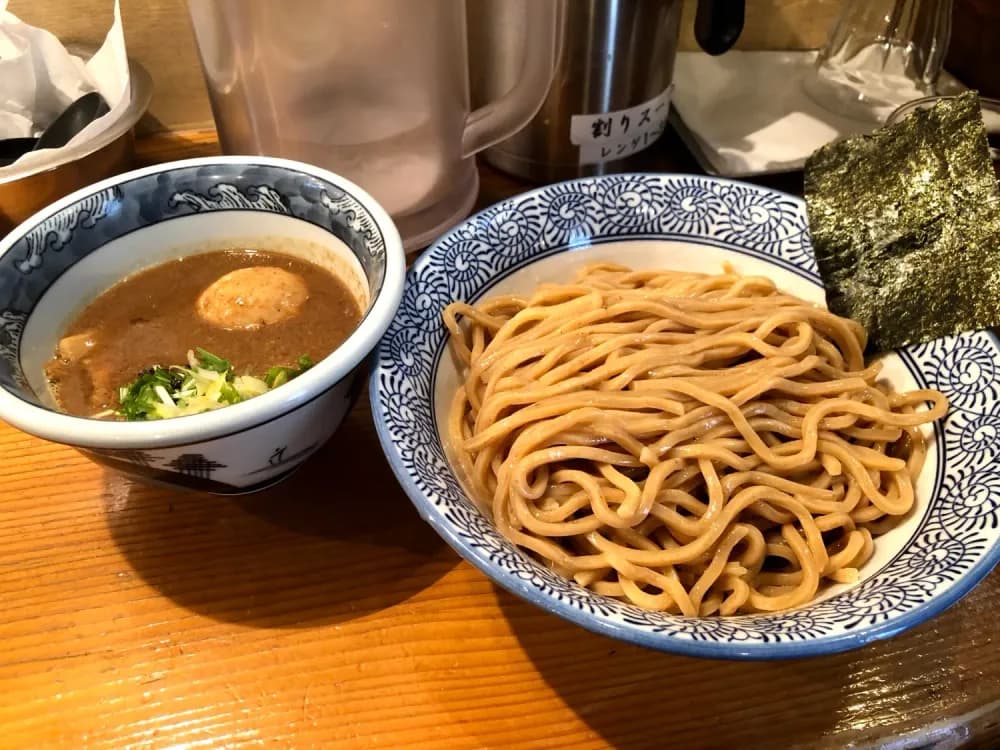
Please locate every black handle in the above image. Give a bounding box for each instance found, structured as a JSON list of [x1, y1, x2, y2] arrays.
[[0, 137, 38, 167], [33, 92, 110, 152], [694, 0, 745, 56]]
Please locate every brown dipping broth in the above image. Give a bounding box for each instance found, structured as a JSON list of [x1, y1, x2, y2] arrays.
[[45, 249, 362, 417]]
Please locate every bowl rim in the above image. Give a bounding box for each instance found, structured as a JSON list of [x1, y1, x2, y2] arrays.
[[370, 172, 1000, 660], [0, 154, 405, 448]]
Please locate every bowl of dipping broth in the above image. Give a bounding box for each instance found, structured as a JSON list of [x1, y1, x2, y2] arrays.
[[0, 156, 404, 493]]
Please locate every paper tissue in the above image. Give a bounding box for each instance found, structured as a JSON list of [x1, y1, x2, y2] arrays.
[[0, 0, 150, 231], [670, 51, 964, 177]]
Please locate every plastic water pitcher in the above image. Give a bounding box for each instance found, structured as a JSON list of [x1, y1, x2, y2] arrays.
[[186, 0, 558, 251]]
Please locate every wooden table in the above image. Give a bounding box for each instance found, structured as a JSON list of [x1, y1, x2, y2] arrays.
[[1, 130, 998, 750]]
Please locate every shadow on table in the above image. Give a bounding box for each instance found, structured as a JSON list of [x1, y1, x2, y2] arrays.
[[492, 585, 850, 750], [103, 403, 456, 628], [496, 573, 1000, 750]]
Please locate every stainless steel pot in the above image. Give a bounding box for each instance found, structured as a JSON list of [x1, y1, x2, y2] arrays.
[[469, 0, 745, 182]]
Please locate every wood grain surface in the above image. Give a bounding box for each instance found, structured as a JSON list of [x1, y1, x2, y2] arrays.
[[1, 130, 999, 749]]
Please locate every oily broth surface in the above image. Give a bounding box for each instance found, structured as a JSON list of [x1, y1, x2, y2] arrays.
[[45, 249, 362, 417]]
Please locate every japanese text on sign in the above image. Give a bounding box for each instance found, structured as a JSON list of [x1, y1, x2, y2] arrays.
[[570, 85, 673, 166]]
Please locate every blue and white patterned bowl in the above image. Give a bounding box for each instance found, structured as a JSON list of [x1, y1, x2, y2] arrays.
[[0, 156, 405, 493], [371, 173, 1000, 659]]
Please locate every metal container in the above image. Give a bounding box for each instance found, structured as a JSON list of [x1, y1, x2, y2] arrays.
[[0, 59, 153, 235], [469, 0, 744, 182]]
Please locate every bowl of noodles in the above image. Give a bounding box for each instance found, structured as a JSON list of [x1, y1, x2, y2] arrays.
[[371, 174, 1000, 659]]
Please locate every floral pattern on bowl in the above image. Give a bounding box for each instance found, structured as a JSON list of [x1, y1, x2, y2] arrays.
[[371, 173, 1000, 659]]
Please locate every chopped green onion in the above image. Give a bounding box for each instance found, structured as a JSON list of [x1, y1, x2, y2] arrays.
[[193, 347, 231, 373], [264, 355, 314, 389], [219, 381, 241, 404], [110, 348, 315, 421], [153, 384, 175, 406], [233, 375, 270, 397]]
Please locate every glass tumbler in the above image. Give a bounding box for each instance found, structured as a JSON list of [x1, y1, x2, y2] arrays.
[[804, 0, 954, 123]]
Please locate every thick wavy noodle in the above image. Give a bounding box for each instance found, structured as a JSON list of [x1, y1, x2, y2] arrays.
[[443, 264, 948, 616]]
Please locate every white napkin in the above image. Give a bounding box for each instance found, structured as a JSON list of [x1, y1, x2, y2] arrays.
[[671, 51, 964, 177], [0, 0, 131, 175], [670, 51, 869, 177]]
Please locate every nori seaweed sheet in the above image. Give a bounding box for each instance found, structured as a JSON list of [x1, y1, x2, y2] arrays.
[[805, 91, 1000, 353]]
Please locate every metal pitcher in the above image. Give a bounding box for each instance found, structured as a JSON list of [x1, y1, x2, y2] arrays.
[[469, 0, 745, 182]]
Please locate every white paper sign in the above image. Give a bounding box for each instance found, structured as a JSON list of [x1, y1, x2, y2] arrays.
[[570, 84, 673, 166]]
